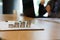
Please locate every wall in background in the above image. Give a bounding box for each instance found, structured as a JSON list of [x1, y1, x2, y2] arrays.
[[14, 0, 23, 14], [0, 0, 2, 14]]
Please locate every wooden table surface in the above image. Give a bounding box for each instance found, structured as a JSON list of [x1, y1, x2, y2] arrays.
[[0, 14, 60, 40], [0, 14, 17, 21]]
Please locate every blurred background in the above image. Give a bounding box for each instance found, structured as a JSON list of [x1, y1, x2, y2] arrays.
[[2, 0, 60, 17], [3, 0, 49, 15], [0, 0, 2, 14]]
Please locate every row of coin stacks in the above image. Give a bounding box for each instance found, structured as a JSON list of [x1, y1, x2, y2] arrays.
[[9, 21, 31, 28]]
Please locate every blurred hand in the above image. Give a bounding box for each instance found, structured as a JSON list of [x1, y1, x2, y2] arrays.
[[40, 0, 45, 5], [46, 5, 51, 16]]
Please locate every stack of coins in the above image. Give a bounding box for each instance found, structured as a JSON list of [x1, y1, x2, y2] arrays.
[[26, 20, 31, 28], [9, 24, 14, 28], [14, 22, 19, 28], [19, 21, 25, 28], [19, 21, 31, 28]]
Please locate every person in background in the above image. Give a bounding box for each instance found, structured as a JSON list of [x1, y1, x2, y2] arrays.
[[46, 0, 58, 17], [38, 0, 47, 18]]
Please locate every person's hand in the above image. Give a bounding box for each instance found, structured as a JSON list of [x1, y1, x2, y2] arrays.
[[40, 0, 45, 5], [46, 5, 51, 16]]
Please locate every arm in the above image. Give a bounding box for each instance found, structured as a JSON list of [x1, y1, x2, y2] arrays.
[[46, 5, 51, 16]]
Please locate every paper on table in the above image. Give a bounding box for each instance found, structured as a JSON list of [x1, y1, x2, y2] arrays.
[[0, 21, 44, 30]]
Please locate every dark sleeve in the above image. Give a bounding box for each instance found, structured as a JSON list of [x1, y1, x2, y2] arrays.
[[39, 4, 47, 15]]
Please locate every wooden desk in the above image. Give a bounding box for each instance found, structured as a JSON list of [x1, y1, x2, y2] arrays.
[[0, 14, 35, 21], [0, 14, 60, 40], [0, 14, 17, 21], [0, 22, 60, 40]]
